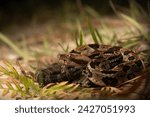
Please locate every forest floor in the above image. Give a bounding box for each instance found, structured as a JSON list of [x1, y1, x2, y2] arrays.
[[0, 9, 149, 99]]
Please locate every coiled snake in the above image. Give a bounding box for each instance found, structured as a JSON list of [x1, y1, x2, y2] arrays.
[[35, 44, 148, 99]]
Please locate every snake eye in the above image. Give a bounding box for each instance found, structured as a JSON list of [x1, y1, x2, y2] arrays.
[[128, 56, 135, 60]]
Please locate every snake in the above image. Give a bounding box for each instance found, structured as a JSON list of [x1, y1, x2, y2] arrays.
[[35, 44, 144, 89]]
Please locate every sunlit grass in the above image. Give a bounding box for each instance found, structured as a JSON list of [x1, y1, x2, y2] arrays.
[[0, 61, 40, 98]]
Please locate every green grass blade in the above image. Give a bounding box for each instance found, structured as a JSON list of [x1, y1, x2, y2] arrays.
[[0, 33, 27, 59], [58, 43, 69, 53], [47, 82, 68, 91], [2, 89, 9, 96], [88, 21, 99, 44], [0, 65, 10, 76], [122, 40, 139, 48], [119, 13, 144, 34], [95, 28, 104, 44], [85, 6, 100, 18], [11, 79, 22, 92], [4, 61, 19, 78], [79, 30, 84, 46], [5, 81, 14, 90], [129, 0, 148, 19]]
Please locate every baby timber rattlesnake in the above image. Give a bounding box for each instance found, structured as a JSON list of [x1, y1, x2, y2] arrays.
[[35, 44, 146, 98]]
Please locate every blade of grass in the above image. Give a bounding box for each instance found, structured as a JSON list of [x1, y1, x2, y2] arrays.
[[0, 33, 27, 60], [122, 40, 139, 48], [4, 61, 19, 78], [58, 43, 69, 53], [130, 0, 140, 18], [2, 89, 9, 96], [110, 0, 149, 40], [11, 79, 22, 92], [119, 13, 144, 34], [5, 81, 14, 90], [110, 33, 117, 46], [85, 5, 100, 18], [11, 91, 18, 98], [129, 0, 148, 19], [88, 21, 99, 44], [85, 5, 112, 34], [16, 60, 27, 76], [0, 65, 10, 76], [20, 36, 29, 59], [95, 28, 104, 44], [0, 61, 40, 98], [79, 30, 84, 46], [46, 82, 68, 91], [75, 19, 85, 47]]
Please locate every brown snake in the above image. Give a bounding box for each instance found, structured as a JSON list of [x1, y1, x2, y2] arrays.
[[35, 44, 149, 99]]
